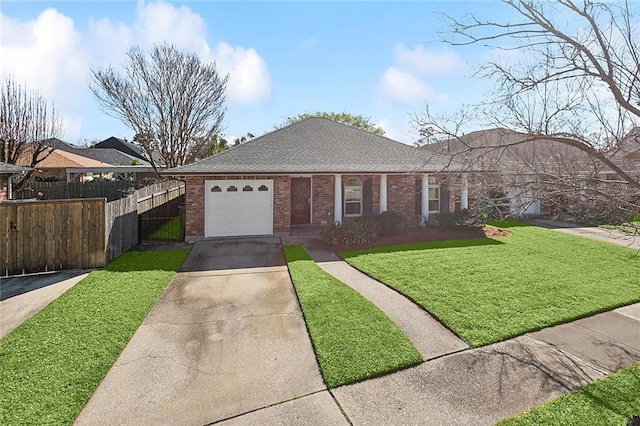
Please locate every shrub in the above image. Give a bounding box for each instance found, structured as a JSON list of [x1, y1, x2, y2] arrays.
[[371, 211, 404, 236], [321, 218, 377, 246], [432, 209, 484, 229]]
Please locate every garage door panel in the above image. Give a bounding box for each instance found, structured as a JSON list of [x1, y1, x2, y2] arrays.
[[205, 180, 274, 237]]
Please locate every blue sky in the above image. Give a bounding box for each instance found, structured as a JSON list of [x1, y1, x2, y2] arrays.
[[1, 1, 514, 145]]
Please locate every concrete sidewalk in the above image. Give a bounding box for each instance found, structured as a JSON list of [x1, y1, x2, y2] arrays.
[[528, 219, 640, 250], [0, 270, 89, 338]]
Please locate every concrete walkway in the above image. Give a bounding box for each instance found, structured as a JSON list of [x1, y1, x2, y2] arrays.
[[0, 270, 89, 338], [283, 236, 469, 360], [75, 238, 341, 425], [280, 235, 640, 424], [528, 219, 640, 250]]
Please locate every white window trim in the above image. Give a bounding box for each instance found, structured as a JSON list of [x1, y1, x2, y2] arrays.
[[428, 177, 440, 213], [344, 177, 363, 217]]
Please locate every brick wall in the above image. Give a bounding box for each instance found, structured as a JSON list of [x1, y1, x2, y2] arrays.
[[273, 176, 290, 233], [184, 176, 205, 238], [388, 174, 419, 228], [312, 175, 334, 224]]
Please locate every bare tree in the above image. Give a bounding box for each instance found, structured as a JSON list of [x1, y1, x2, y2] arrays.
[[0, 76, 63, 188], [415, 0, 640, 224], [91, 43, 228, 171]]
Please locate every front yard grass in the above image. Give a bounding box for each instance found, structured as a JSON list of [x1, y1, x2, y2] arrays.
[[499, 362, 640, 425], [0, 249, 189, 425], [341, 220, 640, 347], [283, 245, 422, 388]]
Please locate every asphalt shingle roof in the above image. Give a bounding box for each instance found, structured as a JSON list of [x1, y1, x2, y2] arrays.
[[53, 139, 151, 166], [164, 117, 463, 175]]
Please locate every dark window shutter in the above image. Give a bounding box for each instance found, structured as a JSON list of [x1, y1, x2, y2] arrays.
[[441, 185, 450, 213], [363, 178, 373, 216]]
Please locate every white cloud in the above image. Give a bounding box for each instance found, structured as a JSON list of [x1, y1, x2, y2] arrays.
[[134, 0, 208, 53], [378, 43, 461, 105], [213, 43, 272, 105], [0, 1, 272, 142], [394, 43, 464, 76], [379, 67, 430, 103]]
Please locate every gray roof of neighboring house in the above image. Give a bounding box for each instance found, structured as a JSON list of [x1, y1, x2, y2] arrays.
[[163, 117, 466, 175], [94, 137, 147, 161], [0, 162, 33, 174], [52, 138, 151, 166], [422, 128, 610, 173]]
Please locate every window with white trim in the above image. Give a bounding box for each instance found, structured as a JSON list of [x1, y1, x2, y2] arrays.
[[428, 176, 440, 213], [344, 178, 362, 216]]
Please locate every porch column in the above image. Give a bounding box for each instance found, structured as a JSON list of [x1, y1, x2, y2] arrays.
[[334, 174, 342, 223], [461, 173, 469, 210], [421, 174, 429, 224], [379, 174, 387, 213], [7, 176, 12, 199]]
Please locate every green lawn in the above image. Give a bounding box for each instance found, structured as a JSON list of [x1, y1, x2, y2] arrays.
[[499, 362, 640, 425], [0, 249, 189, 425], [341, 220, 640, 347], [283, 245, 422, 388], [148, 217, 183, 240]]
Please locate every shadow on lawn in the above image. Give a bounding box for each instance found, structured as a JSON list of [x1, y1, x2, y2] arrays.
[[102, 250, 189, 273], [340, 237, 505, 258]]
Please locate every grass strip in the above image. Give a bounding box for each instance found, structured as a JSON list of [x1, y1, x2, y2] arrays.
[[283, 245, 422, 388], [148, 217, 183, 240], [0, 249, 189, 425], [341, 220, 640, 347], [499, 362, 640, 425]]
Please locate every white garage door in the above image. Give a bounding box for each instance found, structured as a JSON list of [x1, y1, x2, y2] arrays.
[[204, 179, 274, 237]]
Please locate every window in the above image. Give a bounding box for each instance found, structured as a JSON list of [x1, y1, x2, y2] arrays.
[[243, 185, 253, 192], [227, 185, 237, 192], [258, 185, 269, 192], [211, 185, 221, 192], [344, 178, 362, 216], [428, 176, 440, 213]]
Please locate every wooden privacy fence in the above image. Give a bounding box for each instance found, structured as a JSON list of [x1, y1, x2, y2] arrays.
[[105, 181, 185, 262], [1, 199, 106, 275], [1, 180, 185, 276], [13, 181, 145, 202]]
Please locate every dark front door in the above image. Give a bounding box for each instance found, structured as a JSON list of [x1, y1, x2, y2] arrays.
[[291, 178, 311, 225]]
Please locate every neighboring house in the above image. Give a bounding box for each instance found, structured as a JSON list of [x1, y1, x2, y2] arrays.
[[53, 138, 152, 166], [33, 138, 156, 182], [423, 128, 640, 216], [18, 149, 114, 182], [94, 137, 148, 162], [163, 117, 473, 240], [0, 162, 32, 201]]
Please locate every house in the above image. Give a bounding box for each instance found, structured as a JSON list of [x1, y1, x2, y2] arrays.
[[163, 117, 473, 240], [52, 138, 152, 166], [94, 137, 148, 162], [423, 128, 640, 217], [18, 148, 115, 182], [0, 162, 32, 201]]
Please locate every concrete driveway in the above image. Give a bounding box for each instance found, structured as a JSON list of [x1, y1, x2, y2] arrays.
[[76, 238, 342, 425]]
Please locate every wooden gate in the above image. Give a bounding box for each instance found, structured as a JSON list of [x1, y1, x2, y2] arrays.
[[1, 199, 106, 275]]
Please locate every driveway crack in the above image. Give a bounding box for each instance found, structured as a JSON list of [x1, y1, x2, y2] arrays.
[[144, 311, 301, 326]]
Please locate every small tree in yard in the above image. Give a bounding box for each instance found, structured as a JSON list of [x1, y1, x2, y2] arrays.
[[415, 0, 640, 225], [91, 43, 228, 171], [0, 76, 63, 188]]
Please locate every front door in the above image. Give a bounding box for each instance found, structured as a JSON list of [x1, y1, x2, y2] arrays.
[[291, 178, 311, 224]]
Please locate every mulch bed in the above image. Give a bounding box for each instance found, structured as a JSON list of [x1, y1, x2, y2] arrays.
[[321, 226, 511, 252]]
